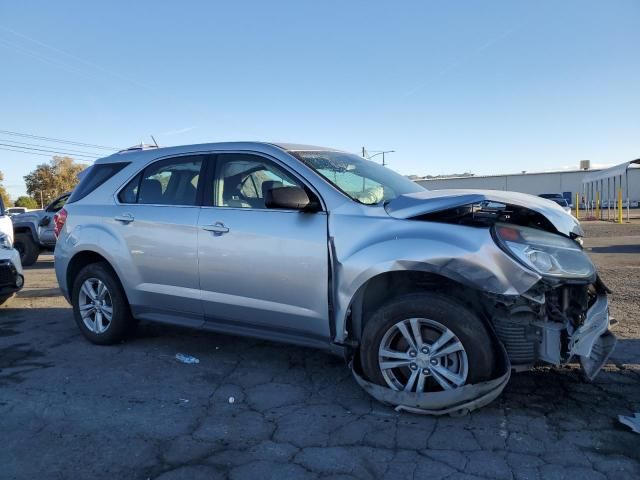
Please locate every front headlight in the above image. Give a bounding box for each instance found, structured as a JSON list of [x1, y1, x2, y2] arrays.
[[0, 234, 11, 250], [493, 223, 595, 279]]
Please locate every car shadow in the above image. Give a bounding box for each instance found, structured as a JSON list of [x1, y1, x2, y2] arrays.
[[17, 288, 62, 298], [590, 244, 640, 254], [610, 338, 640, 365]]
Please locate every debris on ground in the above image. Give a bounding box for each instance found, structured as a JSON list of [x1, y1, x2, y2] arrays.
[[228, 396, 235, 404], [175, 353, 200, 364], [618, 412, 640, 434]]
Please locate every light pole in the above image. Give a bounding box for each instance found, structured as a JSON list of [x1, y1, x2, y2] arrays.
[[366, 150, 395, 166]]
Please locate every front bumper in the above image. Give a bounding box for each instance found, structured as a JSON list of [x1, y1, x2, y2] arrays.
[[568, 293, 616, 380], [0, 258, 24, 296]]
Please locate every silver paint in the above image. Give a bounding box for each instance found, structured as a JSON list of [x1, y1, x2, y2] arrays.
[[54, 141, 606, 373]]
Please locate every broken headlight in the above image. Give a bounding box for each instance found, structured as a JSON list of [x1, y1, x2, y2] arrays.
[[493, 224, 595, 279]]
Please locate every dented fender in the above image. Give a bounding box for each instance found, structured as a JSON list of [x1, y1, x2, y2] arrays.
[[330, 213, 541, 343]]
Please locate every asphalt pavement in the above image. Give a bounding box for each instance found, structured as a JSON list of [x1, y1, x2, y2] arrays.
[[1, 222, 639, 479]]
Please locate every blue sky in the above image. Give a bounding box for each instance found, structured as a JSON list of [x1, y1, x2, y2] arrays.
[[1, 0, 639, 199]]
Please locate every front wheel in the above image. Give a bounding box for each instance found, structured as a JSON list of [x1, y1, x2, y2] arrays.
[[360, 293, 495, 393], [14, 233, 39, 266], [71, 262, 132, 345]]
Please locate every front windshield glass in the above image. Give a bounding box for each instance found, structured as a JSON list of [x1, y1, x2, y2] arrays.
[[289, 150, 425, 205]]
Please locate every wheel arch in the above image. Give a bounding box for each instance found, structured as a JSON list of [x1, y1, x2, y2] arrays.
[[12, 223, 38, 242], [343, 270, 491, 344], [66, 250, 130, 304]]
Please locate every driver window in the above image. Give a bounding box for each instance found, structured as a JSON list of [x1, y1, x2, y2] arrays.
[[213, 154, 299, 209]]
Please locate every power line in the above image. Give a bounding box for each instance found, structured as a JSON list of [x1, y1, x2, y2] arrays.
[[0, 26, 153, 92], [0, 143, 100, 159], [0, 129, 117, 151], [0, 138, 105, 157], [0, 146, 68, 158]]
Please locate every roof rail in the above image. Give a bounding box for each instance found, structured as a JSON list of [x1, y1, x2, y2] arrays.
[[116, 143, 159, 154]]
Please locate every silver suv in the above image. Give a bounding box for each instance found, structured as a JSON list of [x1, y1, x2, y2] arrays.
[[54, 142, 614, 406]]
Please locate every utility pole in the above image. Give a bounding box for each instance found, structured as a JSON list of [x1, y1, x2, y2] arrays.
[[362, 147, 366, 158], [365, 150, 395, 166]]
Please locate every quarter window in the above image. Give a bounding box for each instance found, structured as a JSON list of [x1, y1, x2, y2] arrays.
[[119, 156, 204, 206]]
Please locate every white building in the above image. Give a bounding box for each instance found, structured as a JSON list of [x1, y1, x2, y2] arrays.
[[415, 164, 639, 206]]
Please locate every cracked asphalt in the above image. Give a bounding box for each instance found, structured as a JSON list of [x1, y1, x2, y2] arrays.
[[1, 221, 639, 480]]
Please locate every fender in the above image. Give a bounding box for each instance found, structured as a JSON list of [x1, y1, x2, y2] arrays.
[[55, 222, 136, 303], [329, 214, 541, 344], [11, 222, 38, 244]]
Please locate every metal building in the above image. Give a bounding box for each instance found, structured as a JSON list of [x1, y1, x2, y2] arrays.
[[415, 163, 640, 209]]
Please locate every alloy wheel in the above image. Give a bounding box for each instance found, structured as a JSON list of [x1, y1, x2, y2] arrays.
[[78, 278, 113, 334], [377, 318, 469, 392]]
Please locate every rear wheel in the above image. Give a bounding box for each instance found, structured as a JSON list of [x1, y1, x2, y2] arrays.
[[14, 233, 39, 266], [360, 293, 495, 393], [71, 262, 131, 345]]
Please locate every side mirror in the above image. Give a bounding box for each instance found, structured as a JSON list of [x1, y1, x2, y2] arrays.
[[39, 217, 51, 227], [265, 186, 320, 212]]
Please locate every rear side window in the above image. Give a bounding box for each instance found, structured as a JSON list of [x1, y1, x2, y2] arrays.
[[46, 194, 70, 213], [118, 156, 204, 206], [68, 162, 129, 203]]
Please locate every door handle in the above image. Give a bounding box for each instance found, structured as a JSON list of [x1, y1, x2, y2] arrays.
[[114, 213, 135, 224], [202, 222, 229, 234]]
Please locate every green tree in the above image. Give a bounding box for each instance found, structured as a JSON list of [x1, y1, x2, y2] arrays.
[[14, 196, 39, 209], [24, 156, 88, 206], [0, 171, 11, 209]]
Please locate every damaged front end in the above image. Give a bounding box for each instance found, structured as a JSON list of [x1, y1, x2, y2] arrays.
[[337, 189, 616, 414], [395, 194, 617, 382], [486, 277, 616, 381]]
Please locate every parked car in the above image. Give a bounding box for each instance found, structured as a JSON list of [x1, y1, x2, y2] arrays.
[[5, 207, 29, 217], [12, 192, 70, 266], [0, 233, 24, 306], [0, 197, 13, 245], [54, 142, 614, 409], [538, 194, 572, 214]]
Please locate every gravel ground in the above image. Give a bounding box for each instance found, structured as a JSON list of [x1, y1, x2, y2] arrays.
[[1, 222, 639, 480]]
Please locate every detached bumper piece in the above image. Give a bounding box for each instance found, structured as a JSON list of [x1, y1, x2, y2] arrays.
[[569, 293, 617, 381], [351, 346, 511, 416], [0, 260, 24, 296]]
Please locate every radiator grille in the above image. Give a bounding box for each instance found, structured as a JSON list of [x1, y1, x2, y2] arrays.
[[493, 319, 537, 365], [0, 262, 16, 286]]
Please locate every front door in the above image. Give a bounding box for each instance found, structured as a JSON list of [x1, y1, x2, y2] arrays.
[[198, 153, 330, 341]]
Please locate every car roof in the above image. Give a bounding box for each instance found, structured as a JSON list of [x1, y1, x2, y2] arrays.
[[94, 141, 345, 165]]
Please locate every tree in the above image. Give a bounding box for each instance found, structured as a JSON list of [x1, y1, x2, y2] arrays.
[[0, 171, 11, 209], [14, 196, 39, 209], [24, 156, 88, 206]]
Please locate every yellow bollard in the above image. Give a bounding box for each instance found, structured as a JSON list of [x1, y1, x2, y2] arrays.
[[596, 191, 600, 220], [618, 187, 623, 224], [575, 193, 579, 219]]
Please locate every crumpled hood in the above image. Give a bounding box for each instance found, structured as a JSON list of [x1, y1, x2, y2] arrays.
[[385, 189, 584, 237]]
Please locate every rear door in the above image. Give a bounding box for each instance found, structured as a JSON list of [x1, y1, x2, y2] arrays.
[[197, 152, 331, 341], [112, 155, 206, 325]]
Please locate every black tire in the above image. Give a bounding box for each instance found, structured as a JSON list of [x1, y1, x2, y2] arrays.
[[0, 295, 12, 306], [14, 233, 39, 267], [360, 292, 495, 392], [71, 262, 132, 345]]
